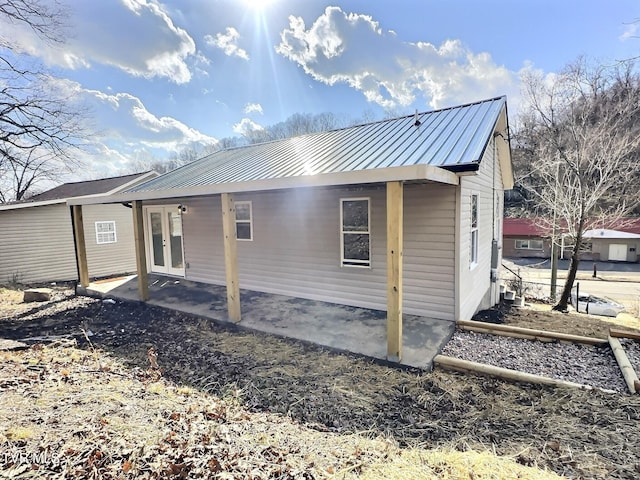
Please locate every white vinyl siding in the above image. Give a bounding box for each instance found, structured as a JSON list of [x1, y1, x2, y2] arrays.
[[82, 204, 137, 279], [0, 204, 77, 283], [458, 136, 505, 320], [95, 221, 116, 244], [403, 183, 456, 319], [0, 203, 137, 284], [179, 184, 456, 320]]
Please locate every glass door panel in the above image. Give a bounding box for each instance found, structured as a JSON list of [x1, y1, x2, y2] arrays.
[[150, 211, 166, 270], [146, 206, 184, 276], [168, 211, 184, 272]]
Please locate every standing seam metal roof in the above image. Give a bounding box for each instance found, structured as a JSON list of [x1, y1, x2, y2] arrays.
[[128, 96, 507, 194]]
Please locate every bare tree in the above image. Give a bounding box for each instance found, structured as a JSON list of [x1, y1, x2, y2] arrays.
[[518, 58, 640, 311], [0, 0, 86, 202]]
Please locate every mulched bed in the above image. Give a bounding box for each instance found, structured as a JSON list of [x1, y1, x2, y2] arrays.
[[2, 290, 640, 479]]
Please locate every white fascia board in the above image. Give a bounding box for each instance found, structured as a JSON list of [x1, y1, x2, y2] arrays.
[[0, 198, 66, 211], [68, 164, 459, 206]]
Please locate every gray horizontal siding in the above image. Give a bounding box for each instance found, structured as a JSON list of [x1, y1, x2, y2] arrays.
[[235, 187, 388, 311], [178, 183, 456, 321], [181, 196, 226, 284], [0, 204, 77, 283], [82, 204, 138, 278], [403, 183, 455, 319], [459, 137, 503, 319]]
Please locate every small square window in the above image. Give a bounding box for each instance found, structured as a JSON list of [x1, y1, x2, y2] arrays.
[[95, 221, 117, 244], [235, 201, 252, 241]]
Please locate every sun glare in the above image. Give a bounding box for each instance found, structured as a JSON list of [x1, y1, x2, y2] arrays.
[[242, 0, 275, 11]]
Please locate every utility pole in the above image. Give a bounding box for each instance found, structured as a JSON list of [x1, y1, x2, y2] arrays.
[[550, 162, 560, 302]]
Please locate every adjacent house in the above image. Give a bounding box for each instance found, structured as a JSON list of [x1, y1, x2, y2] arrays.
[[503, 217, 640, 262], [0, 172, 157, 284], [70, 97, 513, 361], [502, 218, 551, 259]]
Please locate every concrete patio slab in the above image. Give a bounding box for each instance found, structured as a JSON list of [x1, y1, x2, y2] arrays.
[[79, 275, 455, 370]]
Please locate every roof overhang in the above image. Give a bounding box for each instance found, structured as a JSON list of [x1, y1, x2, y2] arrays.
[[583, 229, 640, 239], [0, 198, 66, 211], [0, 171, 158, 211], [68, 164, 459, 206], [494, 103, 514, 190]]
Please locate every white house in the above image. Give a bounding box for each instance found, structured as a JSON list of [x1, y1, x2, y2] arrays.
[[70, 97, 513, 362], [0, 172, 156, 284]]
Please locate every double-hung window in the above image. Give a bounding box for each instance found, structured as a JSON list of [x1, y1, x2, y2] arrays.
[[340, 198, 370, 267], [235, 201, 253, 241], [95, 221, 117, 244], [470, 194, 478, 266]]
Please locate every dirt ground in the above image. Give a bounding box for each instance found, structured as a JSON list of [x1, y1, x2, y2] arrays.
[[1, 288, 640, 479], [473, 301, 640, 340]]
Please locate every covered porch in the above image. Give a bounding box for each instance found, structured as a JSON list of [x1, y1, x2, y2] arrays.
[[78, 274, 455, 370]]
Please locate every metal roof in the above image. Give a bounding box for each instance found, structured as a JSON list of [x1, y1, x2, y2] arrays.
[[128, 96, 508, 195], [583, 229, 640, 239], [0, 171, 158, 211]]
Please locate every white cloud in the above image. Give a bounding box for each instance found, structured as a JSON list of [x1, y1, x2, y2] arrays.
[[205, 27, 249, 60], [620, 22, 639, 41], [0, 0, 196, 83], [276, 6, 518, 110], [233, 118, 264, 136], [49, 78, 217, 177], [244, 103, 264, 115]]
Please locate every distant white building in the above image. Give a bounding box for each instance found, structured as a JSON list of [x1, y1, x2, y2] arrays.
[[583, 228, 640, 262]]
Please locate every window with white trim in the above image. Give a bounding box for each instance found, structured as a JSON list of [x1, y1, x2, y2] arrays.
[[235, 201, 253, 241], [470, 194, 478, 266], [95, 221, 117, 244], [515, 239, 543, 250], [340, 198, 370, 267]]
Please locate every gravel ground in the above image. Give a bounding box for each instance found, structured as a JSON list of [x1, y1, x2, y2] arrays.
[[621, 338, 640, 376], [441, 330, 628, 392]]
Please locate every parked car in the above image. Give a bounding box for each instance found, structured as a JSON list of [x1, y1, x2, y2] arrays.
[[571, 292, 625, 317]]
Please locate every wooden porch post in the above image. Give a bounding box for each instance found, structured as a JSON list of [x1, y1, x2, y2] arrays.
[[132, 200, 149, 301], [386, 181, 404, 362], [221, 193, 241, 322], [71, 205, 90, 287]]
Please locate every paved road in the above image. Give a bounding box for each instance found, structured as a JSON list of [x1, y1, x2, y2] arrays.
[[503, 258, 640, 313]]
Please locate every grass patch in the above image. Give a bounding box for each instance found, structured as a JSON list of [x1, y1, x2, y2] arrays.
[[0, 345, 561, 479]]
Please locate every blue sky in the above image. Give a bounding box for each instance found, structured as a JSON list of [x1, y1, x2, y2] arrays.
[[2, 0, 639, 180]]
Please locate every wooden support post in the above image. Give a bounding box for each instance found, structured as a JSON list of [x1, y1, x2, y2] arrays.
[[386, 181, 403, 362], [132, 200, 149, 301], [221, 193, 241, 323], [609, 335, 640, 394], [72, 205, 90, 287]]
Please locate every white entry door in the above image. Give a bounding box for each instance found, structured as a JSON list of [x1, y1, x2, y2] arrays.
[[608, 244, 627, 262], [146, 206, 185, 276]]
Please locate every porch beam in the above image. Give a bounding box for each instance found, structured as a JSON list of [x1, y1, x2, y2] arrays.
[[71, 205, 90, 287], [132, 200, 149, 301], [221, 193, 241, 322], [386, 181, 404, 362]]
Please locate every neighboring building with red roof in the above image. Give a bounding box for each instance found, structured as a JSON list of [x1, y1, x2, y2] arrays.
[[502, 218, 551, 259], [503, 217, 640, 262]]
